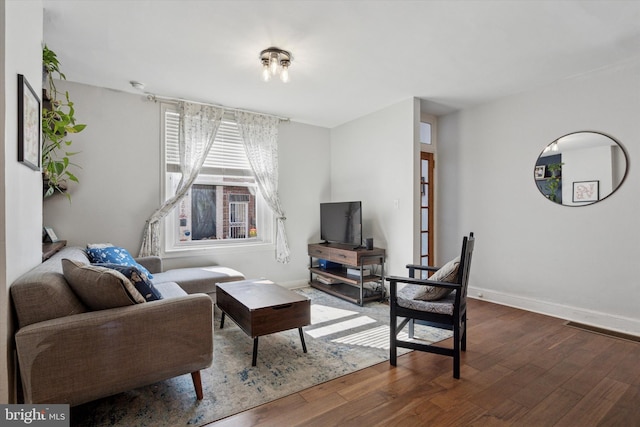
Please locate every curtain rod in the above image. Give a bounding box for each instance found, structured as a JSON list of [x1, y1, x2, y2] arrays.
[[145, 93, 290, 122]]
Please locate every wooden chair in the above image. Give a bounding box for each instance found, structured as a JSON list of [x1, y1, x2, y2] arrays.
[[386, 232, 475, 378]]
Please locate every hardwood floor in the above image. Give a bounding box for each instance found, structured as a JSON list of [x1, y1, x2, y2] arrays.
[[206, 299, 640, 426]]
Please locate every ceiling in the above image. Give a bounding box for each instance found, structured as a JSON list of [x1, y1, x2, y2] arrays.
[[42, 0, 640, 128]]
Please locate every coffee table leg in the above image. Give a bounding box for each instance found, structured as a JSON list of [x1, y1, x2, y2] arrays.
[[220, 312, 226, 329], [299, 328, 307, 353], [252, 337, 259, 366]]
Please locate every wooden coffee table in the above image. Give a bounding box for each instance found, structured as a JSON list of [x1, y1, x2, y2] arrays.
[[216, 279, 311, 366]]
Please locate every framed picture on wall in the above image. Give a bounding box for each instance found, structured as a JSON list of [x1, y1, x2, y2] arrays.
[[17, 74, 41, 171], [534, 165, 546, 180], [572, 180, 599, 203], [43, 227, 60, 243]]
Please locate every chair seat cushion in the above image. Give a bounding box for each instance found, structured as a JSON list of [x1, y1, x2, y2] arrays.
[[397, 288, 456, 315]]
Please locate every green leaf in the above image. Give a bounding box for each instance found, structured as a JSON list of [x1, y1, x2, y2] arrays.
[[41, 45, 86, 202]]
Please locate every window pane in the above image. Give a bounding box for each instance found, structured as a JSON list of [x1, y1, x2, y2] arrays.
[[421, 208, 428, 231], [421, 183, 429, 206], [420, 256, 429, 279], [191, 185, 216, 240], [421, 232, 429, 256], [420, 122, 432, 144], [421, 159, 429, 179]]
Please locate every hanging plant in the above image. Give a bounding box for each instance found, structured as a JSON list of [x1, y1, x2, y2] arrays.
[[545, 162, 563, 203], [42, 45, 86, 199]]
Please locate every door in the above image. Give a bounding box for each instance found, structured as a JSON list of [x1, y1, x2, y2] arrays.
[[420, 152, 434, 277]]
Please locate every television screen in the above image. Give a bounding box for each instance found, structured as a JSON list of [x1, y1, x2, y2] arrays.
[[320, 201, 362, 247]]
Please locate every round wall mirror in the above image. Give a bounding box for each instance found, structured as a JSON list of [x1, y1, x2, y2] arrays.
[[534, 131, 628, 206]]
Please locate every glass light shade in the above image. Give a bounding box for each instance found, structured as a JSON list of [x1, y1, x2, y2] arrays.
[[280, 65, 289, 83], [262, 64, 271, 82], [269, 55, 278, 75]]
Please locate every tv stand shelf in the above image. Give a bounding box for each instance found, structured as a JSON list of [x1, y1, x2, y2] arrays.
[[308, 243, 385, 306]]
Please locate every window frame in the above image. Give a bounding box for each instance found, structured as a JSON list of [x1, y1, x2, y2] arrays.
[[160, 103, 274, 257]]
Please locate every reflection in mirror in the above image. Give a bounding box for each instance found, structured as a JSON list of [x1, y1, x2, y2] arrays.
[[534, 131, 627, 206]]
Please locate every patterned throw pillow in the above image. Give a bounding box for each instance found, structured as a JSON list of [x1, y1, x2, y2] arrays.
[[413, 256, 461, 301], [86, 245, 154, 279], [87, 243, 114, 249], [94, 263, 163, 302], [62, 259, 146, 310]]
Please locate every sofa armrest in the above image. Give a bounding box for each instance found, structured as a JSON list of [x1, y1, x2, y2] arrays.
[[15, 294, 213, 406], [135, 255, 163, 274]]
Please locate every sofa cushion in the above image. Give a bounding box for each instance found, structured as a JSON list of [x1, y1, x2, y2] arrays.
[[11, 247, 89, 328], [152, 266, 245, 295], [94, 263, 163, 302], [86, 245, 154, 279], [62, 259, 146, 310], [153, 282, 189, 299], [405, 257, 460, 302]]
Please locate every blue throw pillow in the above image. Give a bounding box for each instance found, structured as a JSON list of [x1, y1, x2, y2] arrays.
[[86, 246, 154, 279], [93, 263, 163, 302]]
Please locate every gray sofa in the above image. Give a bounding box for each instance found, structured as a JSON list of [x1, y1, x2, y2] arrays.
[[10, 246, 245, 406]]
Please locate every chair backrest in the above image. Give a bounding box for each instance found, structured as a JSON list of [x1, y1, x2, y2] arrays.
[[455, 232, 475, 312]]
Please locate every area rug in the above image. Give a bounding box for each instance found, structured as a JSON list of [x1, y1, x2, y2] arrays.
[[70, 287, 453, 426]]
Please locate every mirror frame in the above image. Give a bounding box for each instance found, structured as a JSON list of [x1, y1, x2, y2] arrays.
[[534, 131, 628, 206]]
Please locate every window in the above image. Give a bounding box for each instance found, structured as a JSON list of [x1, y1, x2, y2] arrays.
[[162, 105, 272, 252], [420, 122, 432, 144]]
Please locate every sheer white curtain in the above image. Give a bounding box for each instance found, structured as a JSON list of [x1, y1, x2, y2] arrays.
[[235, 111, 290, 263], [139, 102, 224, 257]]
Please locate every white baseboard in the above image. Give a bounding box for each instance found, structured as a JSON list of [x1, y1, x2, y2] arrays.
[[278, 279, 309, 290], [469, 286, 640, 337]]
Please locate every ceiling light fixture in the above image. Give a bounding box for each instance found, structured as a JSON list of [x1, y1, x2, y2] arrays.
[[260, 47, 292, 83]]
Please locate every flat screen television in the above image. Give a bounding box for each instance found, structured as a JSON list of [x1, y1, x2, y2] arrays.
[[320, 201, 362, 247]]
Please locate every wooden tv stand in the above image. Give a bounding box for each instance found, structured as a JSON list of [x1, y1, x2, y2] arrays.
[[308, 243, 385, 306]]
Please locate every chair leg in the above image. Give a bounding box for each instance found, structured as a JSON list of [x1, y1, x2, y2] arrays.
[[390, 314, 397, 366], [461, 313, 467, 352], [408, 318, 415, 339], [191, 371, 204, 400], [453, 322, 460, 379]]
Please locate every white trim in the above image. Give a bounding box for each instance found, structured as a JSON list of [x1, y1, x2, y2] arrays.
[[469, 286, 640, 337], [280, 280, 310, 290], [162, 241, 275, 259]]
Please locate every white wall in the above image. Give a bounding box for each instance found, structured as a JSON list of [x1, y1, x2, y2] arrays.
[[42, 82, 162, 250], [438, 63, 640, 335], [2, 0, 44, 404], [330, 98, 420, 277], [43, 81, 331, 287]]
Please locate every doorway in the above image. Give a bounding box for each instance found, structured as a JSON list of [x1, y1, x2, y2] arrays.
[[420, 152, 434, 277]]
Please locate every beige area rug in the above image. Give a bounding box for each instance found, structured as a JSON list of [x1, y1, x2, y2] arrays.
[[71, 287, 453, 426]]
